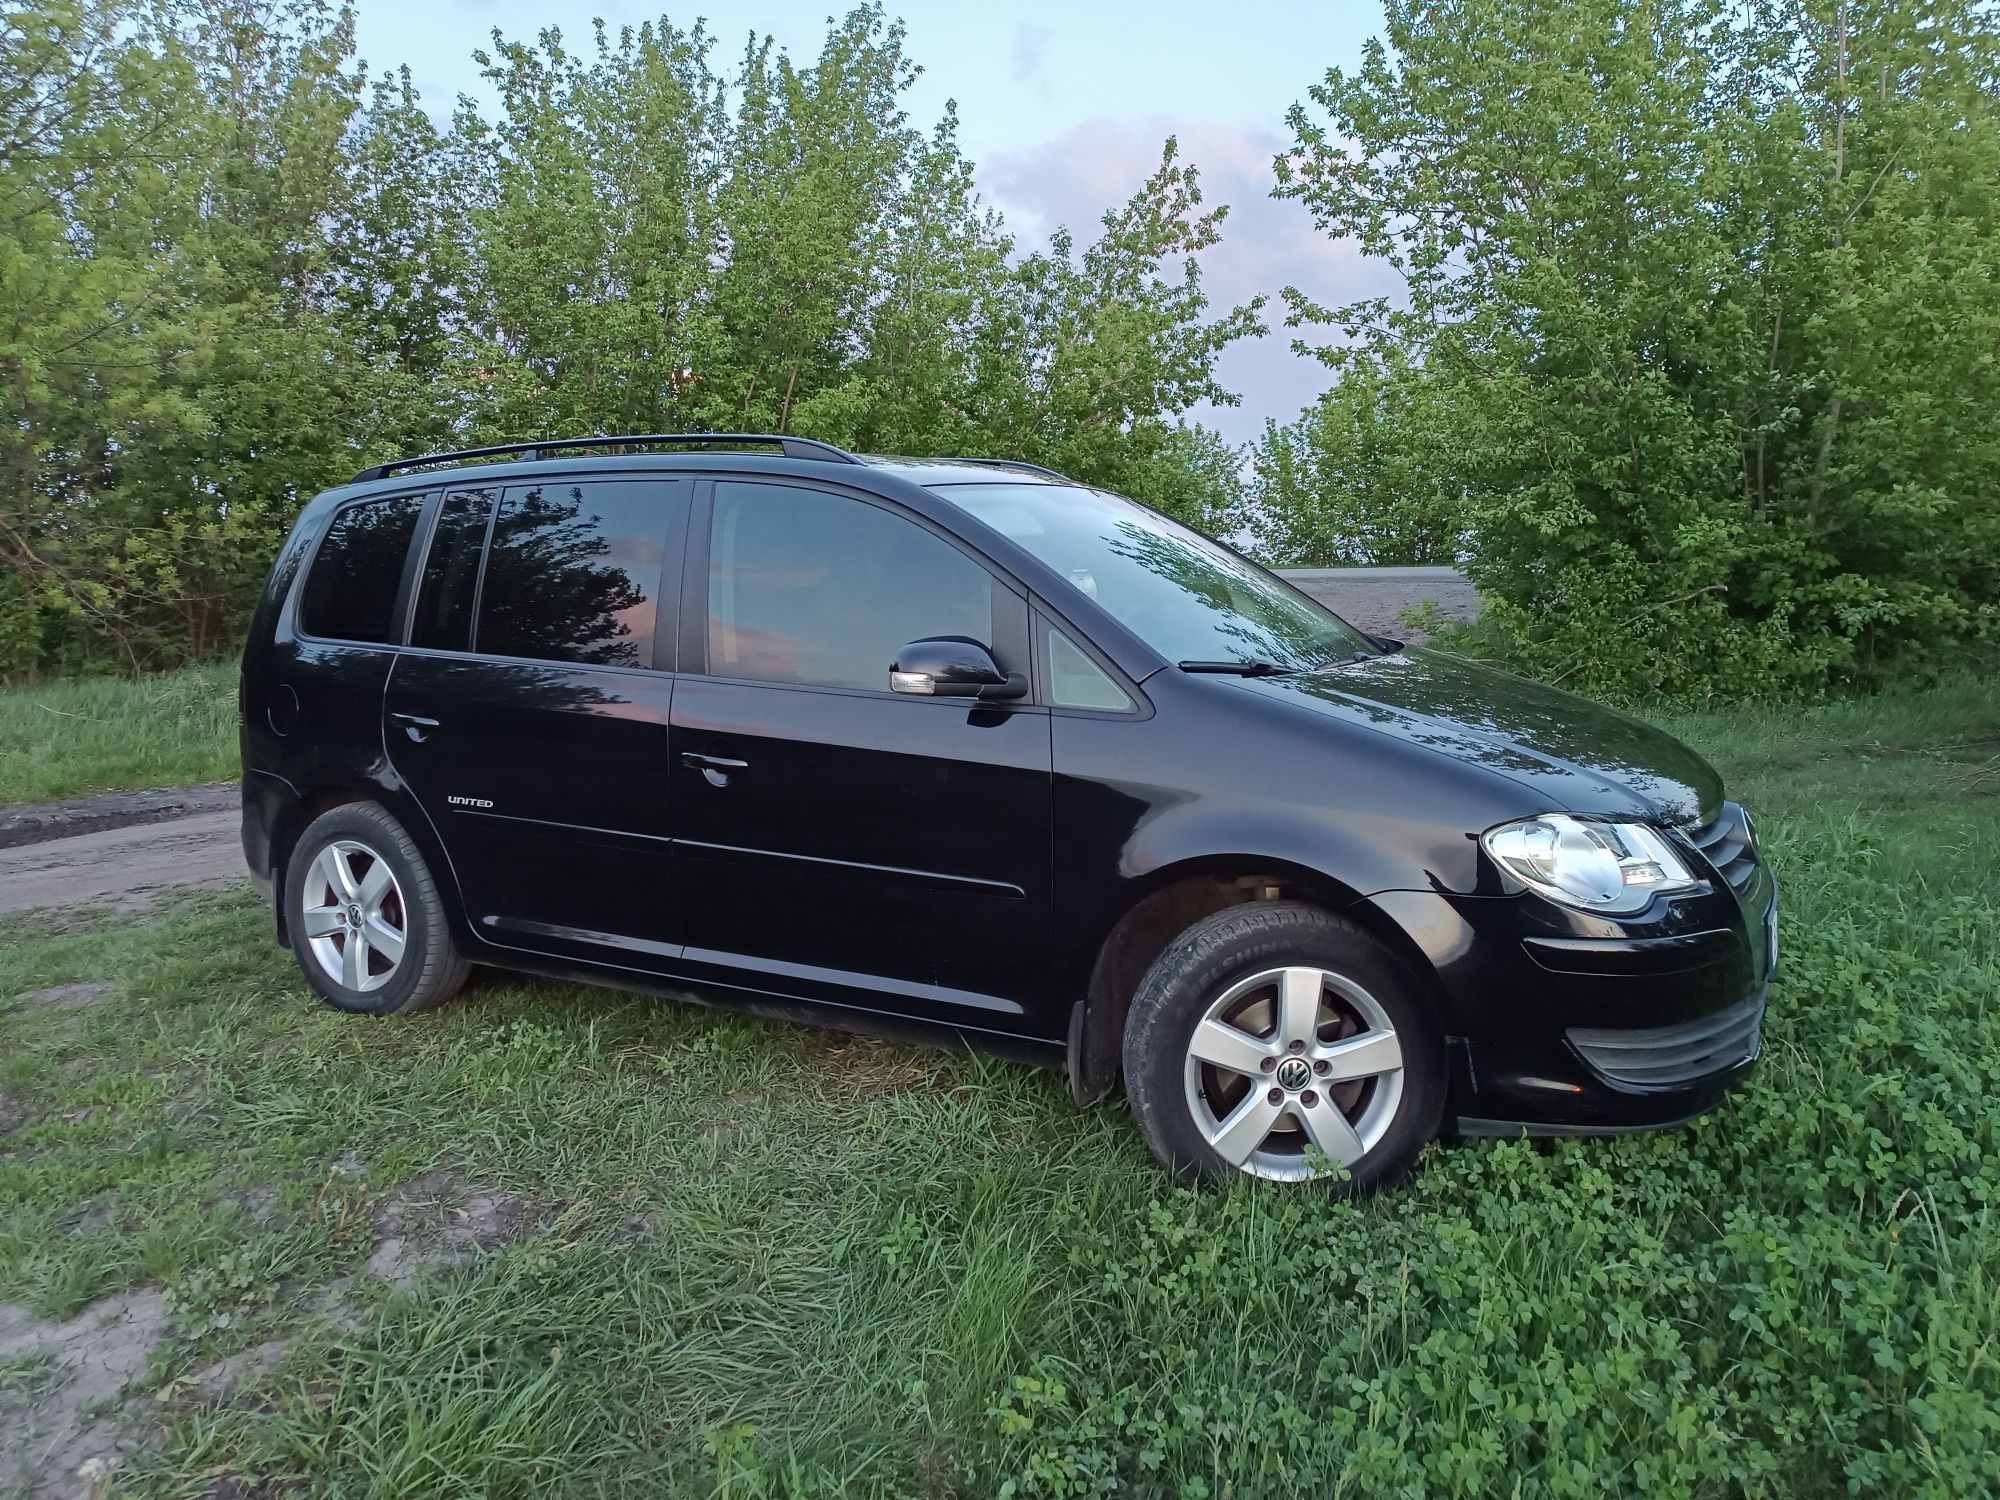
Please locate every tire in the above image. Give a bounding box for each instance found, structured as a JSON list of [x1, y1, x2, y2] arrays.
[[1122, 902, 1445, 1193], [283, 801, 471, 1017]]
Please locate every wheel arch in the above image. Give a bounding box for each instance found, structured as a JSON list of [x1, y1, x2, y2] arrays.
[[1065, 854, 1449, 1107], [268, 781, 457, 948]]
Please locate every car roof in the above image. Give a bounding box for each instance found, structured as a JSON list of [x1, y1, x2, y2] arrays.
[[857, 457, 1071, 487], [317, 452, 1071, 508]]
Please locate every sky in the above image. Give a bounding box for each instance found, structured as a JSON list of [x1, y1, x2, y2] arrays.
[[346, 1, 1400, 446]]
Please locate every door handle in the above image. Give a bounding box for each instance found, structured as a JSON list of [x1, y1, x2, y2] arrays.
[[390, 712, 440, 743], [681, 750, 749, 787]]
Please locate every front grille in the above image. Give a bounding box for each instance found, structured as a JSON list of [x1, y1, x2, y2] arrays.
[[1568, 993, 1764, 1085], [1687, 802, 1759, 896]]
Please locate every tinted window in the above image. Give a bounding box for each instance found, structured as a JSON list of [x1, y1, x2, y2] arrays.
[[298, 494, 424, 644], [476, 481, 668, 667], [412, 489, 496, 652], [1048, 626, 1134, 711], [708, 482, 995, 691]]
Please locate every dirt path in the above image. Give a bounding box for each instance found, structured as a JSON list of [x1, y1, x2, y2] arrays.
[[0, 804, 241, 915], [0, 781, 236, 851]]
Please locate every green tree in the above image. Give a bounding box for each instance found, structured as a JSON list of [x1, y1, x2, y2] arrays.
[[464, 15, 728, 438], [118, 0, 365, 660], [1269, 0, 2000, 701], [333, 67, 483, 462], [0, 1, 205, 671], [2, 0, 1265, 675], [704, 9, 918, 433], [969, 138, 1264, 527], [1250, 349, 1470, 565]]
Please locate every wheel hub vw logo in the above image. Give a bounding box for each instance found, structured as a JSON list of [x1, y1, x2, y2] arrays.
[[1275, 1057, 1313, 1092]]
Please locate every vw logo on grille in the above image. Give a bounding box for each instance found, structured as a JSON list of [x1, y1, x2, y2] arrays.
[[1275, 1057, 1313, 1092]]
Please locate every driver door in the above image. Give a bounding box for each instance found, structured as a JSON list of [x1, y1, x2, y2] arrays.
[[668, 479, 1056, 1034]]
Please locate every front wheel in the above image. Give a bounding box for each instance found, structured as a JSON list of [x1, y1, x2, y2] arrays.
[[1122, 902, 1445, 1193], [284, 802, 470, 1017]]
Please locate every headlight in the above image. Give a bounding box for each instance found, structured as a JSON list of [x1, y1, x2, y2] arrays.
[[1482, 814, 1706, 914]]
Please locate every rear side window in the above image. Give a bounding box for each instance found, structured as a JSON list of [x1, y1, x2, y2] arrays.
[[298, 494, 425, 644], [412, 488, 497, 652], [707, 481, 996, 691], [476, 480, 668, 667]]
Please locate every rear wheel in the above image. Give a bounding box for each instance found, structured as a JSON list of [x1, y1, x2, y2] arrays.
[[284, 803, 470, 1016], [1122, 902, 1444, 1192]]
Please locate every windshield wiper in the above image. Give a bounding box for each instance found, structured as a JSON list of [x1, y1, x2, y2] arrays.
[[1177, 658, 1300, 677]]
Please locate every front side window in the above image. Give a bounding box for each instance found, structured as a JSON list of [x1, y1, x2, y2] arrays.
[[708, 481, 995, 691], [476, 481, 668, 667], [298, 494, 425, 644], [930, 482, 1377, 672]]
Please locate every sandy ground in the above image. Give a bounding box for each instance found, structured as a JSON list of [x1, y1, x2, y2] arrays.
[[0, 570, 1479, 918], [0, 808, 243, 916]]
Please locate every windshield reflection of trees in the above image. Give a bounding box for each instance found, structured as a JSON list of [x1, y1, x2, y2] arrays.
[[478, 485, 651, 666], [1102, 522, 1362, 668]]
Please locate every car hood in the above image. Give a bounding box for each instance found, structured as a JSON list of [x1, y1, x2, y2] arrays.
[[1236, 647, 1722, 826]]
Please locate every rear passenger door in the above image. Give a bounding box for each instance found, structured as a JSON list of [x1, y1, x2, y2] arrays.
[[670, 479, 1056, 1033], [278, 488, 431, 792], [385, 476, 689, 967]]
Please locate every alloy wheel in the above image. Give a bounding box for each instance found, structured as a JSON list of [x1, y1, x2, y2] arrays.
[[1181, 965, 1405, 1181], [300, 839, 408, 993]]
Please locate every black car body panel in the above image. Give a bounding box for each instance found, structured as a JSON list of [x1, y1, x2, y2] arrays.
[[242, 446, 1774, 1137], [1233, 650, 1725, 830]]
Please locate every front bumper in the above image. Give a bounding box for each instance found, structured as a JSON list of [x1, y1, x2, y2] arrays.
[[1370, 822, 1778, 1135]]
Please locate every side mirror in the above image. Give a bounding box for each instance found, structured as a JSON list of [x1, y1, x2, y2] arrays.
[[890, 636, 1027, 701]]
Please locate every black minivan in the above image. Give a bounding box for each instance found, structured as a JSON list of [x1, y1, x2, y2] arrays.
[[241, 434, 1777, 1192]]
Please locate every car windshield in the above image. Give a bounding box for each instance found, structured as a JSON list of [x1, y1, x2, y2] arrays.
[[926, 481, 1379, 672]]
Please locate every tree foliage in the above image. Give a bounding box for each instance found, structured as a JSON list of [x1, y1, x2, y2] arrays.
[[1262, 0, 2000, 700], [0, 1, 1258, 676]]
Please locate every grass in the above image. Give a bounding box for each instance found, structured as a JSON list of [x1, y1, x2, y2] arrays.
[[1, 678, 1996, 1496], [0, 662, 238, 807]]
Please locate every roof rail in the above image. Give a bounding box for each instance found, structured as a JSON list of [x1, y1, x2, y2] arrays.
[[351, 432, 860, 485], [948, 457, 1072, 482]]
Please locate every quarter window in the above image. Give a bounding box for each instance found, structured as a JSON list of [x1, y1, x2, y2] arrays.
[[475, 481, 668, 667], [1048, 627, 1135, 711], [298, 494, 425, 644], [707, 482, 996, 691]]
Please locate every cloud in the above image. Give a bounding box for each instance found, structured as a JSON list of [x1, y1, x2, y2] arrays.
[[978, 119, 1404, 443], [1009, 23, 1053, 86]]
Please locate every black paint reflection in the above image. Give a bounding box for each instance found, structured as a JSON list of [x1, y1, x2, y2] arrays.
[[1268, 648, 1722, 823], [398, 653, 638, 716]]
